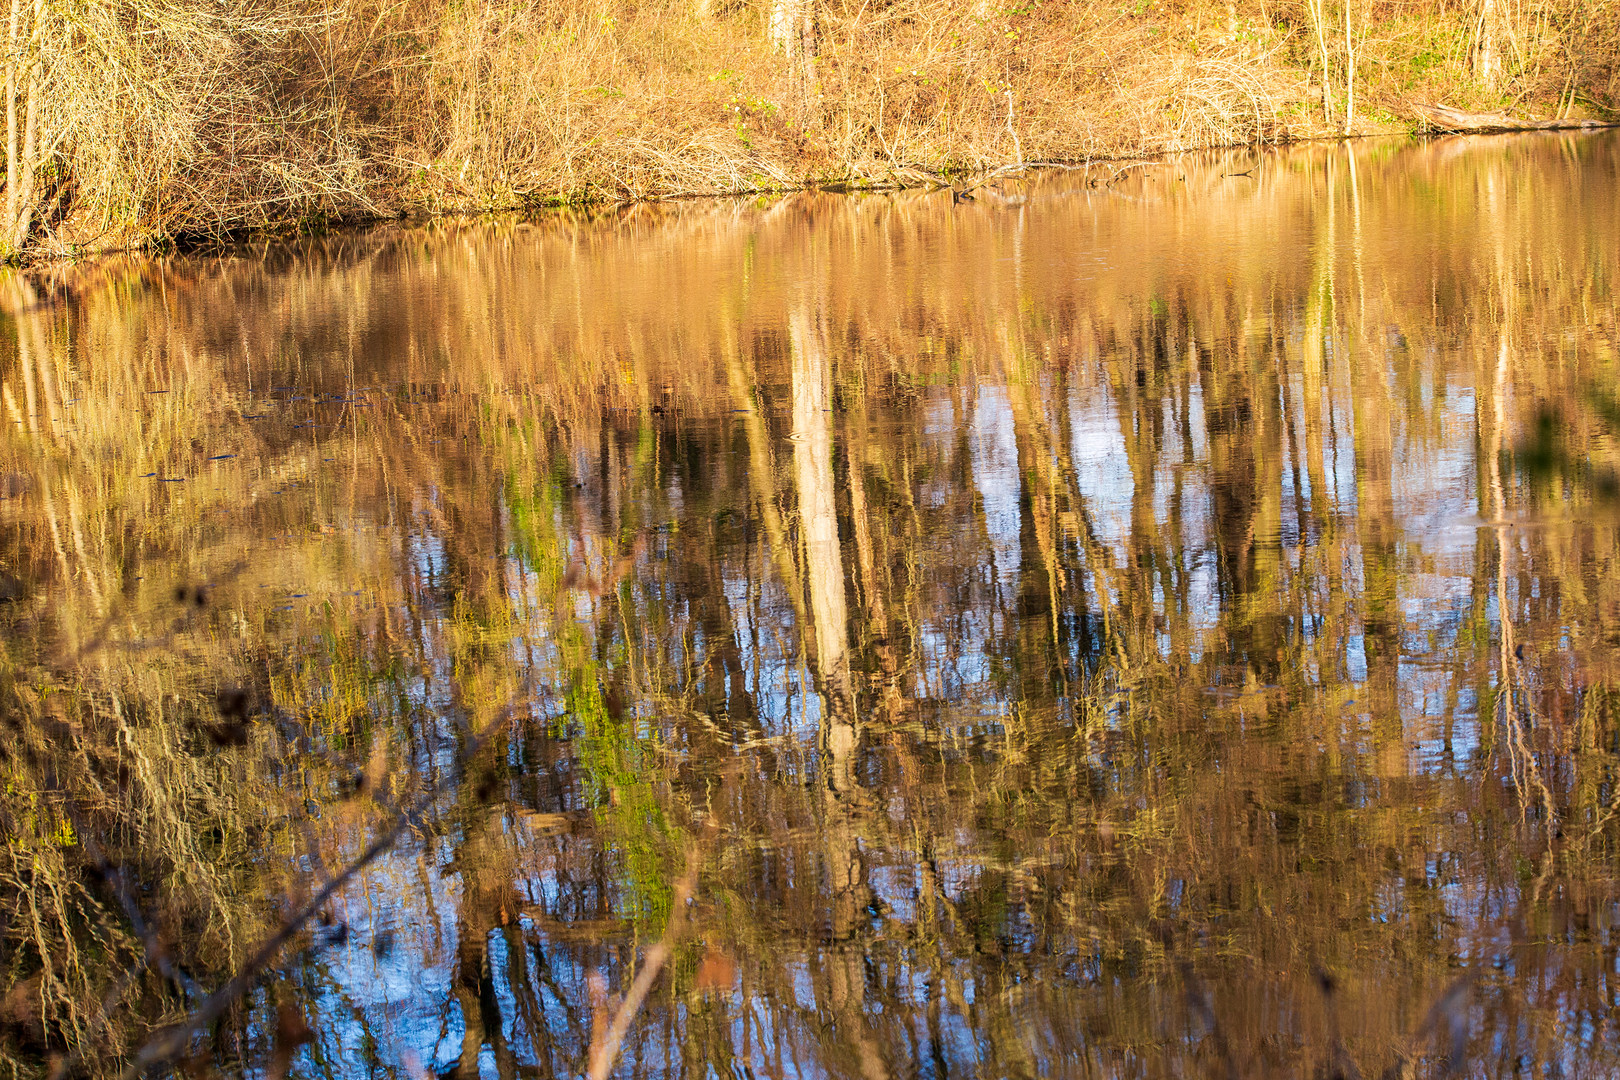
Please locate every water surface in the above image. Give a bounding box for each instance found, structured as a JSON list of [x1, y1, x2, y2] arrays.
[[3, 132, 1620, 1079]]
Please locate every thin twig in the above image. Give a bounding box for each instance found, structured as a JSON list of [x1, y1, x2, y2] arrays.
[[118, 695, 525, 1080], [586, 852, 698, 1080]]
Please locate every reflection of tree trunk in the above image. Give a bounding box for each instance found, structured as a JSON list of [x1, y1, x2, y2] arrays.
[[452, 932, 513, 1080], [726, 332, 806, 627], [999, 330, 1065, 693], [791, 309, 849, 695], [1119, 332, 1163, 643], [792, 303, 856, 786], [1345, 253, 1401, 780], [1301, 275, 1332, 523], [1206, 322, 1287, 675], [790, 308, 885, 1080], [1, 278, 105, 619], [1203, 337, 1260, 636], [843, 417, 888, 641], [1251, 336, 1284, 666], [448, 816, 522, 1080], [1483, 328, 1552, 818], [1048, 369, 1111, 658]]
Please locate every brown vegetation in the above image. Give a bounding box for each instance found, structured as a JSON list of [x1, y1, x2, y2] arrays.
[[0, 0, 1616, 256]]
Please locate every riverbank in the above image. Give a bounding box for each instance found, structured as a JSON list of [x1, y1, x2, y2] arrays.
[[4, 0, 1617, 258]]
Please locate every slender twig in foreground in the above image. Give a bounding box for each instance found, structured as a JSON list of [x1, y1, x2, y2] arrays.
[[586, 852, 698, 1080]]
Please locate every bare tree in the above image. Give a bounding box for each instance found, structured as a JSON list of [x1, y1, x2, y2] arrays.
[[3, 0, 44, 254], [1474, 0, 1504, 92], [770, 0, 818, 95]]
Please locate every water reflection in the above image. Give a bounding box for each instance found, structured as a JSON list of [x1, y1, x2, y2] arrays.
[[3, 132, 1620, 1079]]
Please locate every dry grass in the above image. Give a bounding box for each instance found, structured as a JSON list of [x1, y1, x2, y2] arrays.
[[3, 0, 377, 255], [2, 0, 1618, 249]]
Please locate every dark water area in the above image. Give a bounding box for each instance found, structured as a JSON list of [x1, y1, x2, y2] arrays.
[[2, 132, 1620, 1079]]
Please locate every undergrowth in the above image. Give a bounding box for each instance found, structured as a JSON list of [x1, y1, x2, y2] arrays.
[[0, 0, 1613, 256]]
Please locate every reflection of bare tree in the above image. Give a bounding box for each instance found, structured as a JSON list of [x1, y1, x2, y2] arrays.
[[10, 136, 1620, 1080], [448, 813, 522, 1080], [1483, 330, 1554, 826], [789, 306, 887, 1080], [791, 308, 852, 758]]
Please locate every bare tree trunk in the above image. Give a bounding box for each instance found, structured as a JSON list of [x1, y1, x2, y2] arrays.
[[4, 0, 21, 244], [769, 0, 817, 94], [11, 18, 38, 251], [1305, 0, 1335, 127], [1342, 0, 1356, 135], [3, 0, 41, 254], [1474, 0, 1503, 93]]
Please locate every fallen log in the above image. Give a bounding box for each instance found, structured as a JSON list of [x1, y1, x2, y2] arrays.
[[1410, 102, 1617, 133]]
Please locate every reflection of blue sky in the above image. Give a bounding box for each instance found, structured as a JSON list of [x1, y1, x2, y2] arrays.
[[970, 386, 1021, 584], [304, 813, 647, 1076], [1392, 382, 1481, 558], [1066, 387, 1133, 565], [302, 843, 463, 1075]]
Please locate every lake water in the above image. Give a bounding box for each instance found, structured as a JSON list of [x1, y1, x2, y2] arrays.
[[2, 132, 1619, 1079]]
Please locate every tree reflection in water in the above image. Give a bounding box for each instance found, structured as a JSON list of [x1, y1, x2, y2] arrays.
[[2, 132, 1620, 1078]]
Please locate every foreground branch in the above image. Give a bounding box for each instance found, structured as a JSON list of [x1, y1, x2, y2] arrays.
[[118, 697, 525, 1080], [586, 853, 698, 1080]]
